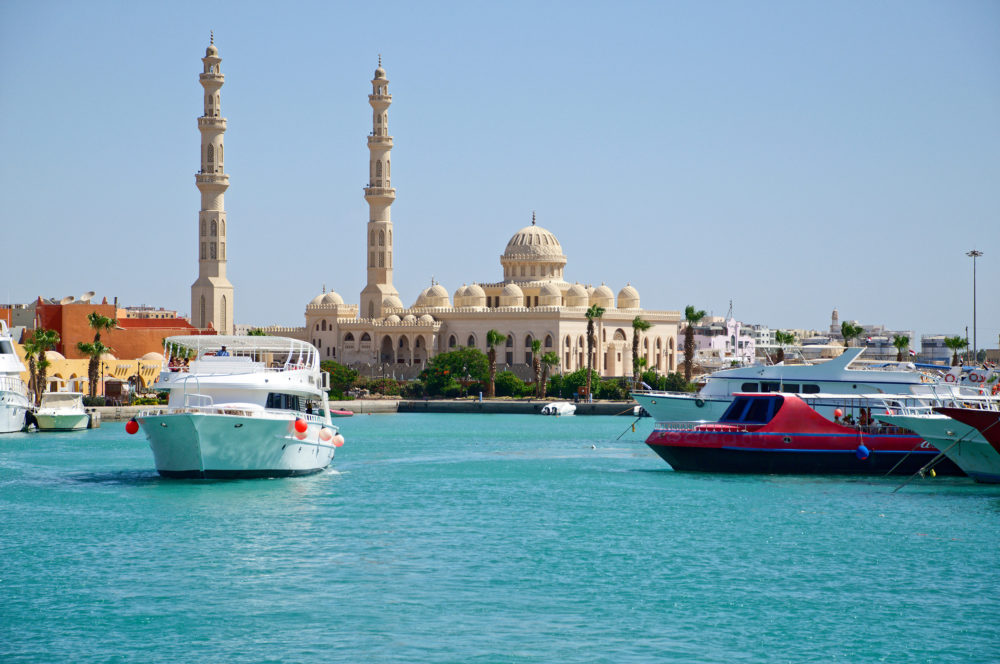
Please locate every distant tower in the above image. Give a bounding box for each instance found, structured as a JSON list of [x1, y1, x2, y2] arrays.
[[360, 56, 400, 319], [190, 33, 234, 334], [830, 308, 840, 336]]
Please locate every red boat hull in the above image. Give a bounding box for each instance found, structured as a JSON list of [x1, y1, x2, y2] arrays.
[[645, 393, 964, 475]]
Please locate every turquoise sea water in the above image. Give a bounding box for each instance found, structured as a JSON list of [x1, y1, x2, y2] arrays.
[[2, 413, 999, 663]]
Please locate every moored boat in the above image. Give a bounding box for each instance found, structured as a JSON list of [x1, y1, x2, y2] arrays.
[[645, 392, 963, 475], [541, 402, 576, 416], [0, 321, 30, 434], [34, 392, 90, 431], [133, 336, 344, 479]]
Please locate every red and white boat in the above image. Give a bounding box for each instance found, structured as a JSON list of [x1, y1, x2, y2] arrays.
[[645, 393, 963, 475]]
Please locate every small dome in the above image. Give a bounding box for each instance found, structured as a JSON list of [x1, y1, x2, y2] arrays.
[[402, 314, 417, 324], [375, 66, 386, 79], [322, 291, 344, 306], [385, 314, 401, 324], [425, 284, 450, 307], [99, 352, 117, 362], [539, 282, 562, 306], [566, 283, 588, 307], [206, 44, 218, 57], [309, 293, 326, 306], [617, 284, 640, 309], [418, 314, 435, 324], [465, 284, 486, 307], [453, 285, 468, 306], [383, 295, 403, 309], [142, 352, 165, 362], [500, 283, 524, 307], [592, 284, 615, 308], [44, 350, 65, 361]]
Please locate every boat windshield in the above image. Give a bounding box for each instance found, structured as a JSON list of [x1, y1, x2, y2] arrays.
[[720, 395, 783, 425]]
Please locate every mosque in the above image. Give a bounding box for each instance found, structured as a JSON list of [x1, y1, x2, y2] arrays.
[[193, 40, 680, 377]]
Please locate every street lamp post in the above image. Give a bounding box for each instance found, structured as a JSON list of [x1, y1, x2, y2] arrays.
[[967, 249, 983, 364]]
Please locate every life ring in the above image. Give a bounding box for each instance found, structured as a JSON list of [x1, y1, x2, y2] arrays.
[[944, 374, 956, 383], [969, 373, 984, 383], [695, 398, 706, 408]]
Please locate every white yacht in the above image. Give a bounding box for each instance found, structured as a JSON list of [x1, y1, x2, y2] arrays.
[[34, 392, 89, 431], [0, 321, 30, 434], [632, 348, 966, 423], [540, 402, 576, 416], [134, 336, 343, 479]]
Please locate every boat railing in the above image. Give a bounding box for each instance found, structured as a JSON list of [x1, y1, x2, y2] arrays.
[[137, 404, 332, 424], [652, 420, 736, 432], [0, 375, 28, 394], [633, 389, 697, 398]]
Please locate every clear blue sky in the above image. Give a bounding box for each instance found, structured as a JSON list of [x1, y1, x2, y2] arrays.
[[2, 1, 998, 348]]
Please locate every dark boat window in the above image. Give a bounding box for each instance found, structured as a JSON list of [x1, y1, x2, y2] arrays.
[[720, 396, 783, 424], [0, 340, 13, 355], [782, 383, 800, 393], [761, 381, 780, 393], [741, 382, 759, 392], [266, 393, 301, 411], [802, 384, 820, 394]]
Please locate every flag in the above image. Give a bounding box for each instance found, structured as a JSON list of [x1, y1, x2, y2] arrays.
[[908, 349, 916, 356]]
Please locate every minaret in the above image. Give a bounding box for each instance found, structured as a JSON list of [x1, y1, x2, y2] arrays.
[[190, 33, 234, 333], [360, 56, 400, 319]]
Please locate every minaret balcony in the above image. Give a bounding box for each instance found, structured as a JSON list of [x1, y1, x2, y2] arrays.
[[196, 173, 230, 186], [364, 186, 396, 198], [368, 94, 392, 103], [198, 116, 227, 129], [367, 135, 393, 147], [199, 73, 225, 84]]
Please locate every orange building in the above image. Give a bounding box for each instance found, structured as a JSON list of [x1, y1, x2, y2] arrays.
[[33, 297, 215, 360]]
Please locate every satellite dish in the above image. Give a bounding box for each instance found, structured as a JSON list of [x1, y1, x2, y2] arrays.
[[60, 296, 75, 305], [80, 291, 95, 302]]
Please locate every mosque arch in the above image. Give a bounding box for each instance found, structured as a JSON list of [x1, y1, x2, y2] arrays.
[[449, 334, 457, 348], [545, 334, 553, 348], [467, 334, 476, 348], [380, 335, 394, 363], [360, 332, 370, 342], [614, 328, 627, 341], [379, 230, 385, 246]]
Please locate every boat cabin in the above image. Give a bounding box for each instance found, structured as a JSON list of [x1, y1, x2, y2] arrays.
[[719, 395, 784, 425]]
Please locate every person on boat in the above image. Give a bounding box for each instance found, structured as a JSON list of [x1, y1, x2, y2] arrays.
[[217, 346, 230, 357]]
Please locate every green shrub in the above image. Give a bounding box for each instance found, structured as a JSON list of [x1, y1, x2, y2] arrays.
[[402, 381, 425, 398], [494, 371, 530, 397], [82, 396, 106, 407]]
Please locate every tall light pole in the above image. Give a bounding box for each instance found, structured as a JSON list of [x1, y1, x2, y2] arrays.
[[967, 249, 983, 364]]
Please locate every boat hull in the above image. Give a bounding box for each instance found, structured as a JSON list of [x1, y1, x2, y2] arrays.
[[0, 390, 30, 433], [878, 414, 1000, 483], [631, 392, 728, 423], [646, 429, 963, 476], [138, 412, 336, 479], [34, 413, 90, 431]]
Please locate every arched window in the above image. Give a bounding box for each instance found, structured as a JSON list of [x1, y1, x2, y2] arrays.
[[448, 335, 456, 348], [379, 253, 384, 267], [219, 144, 223, 162], [315, 324, 320, 331], [386, 159, 390, 177], [368, 302, 374, 318], [370, 230, 375, 245], [524, 334, 533, 348], [388, 230, 392, 245], [207, 144, 214, 163], [545, 335, 553, 348], [219, 294, 227, 332], [505, 335, 513, 348], [376, 161, 382, 178], [379, 230, 385, 246], [361, 332, 371, 342], [200, 243, 206, 259], [321, 320, 327, 331], [210, 243, 217, 259], [220, 220, 225, 236], [565, 336, 571, 348], [369, 252, 375, 267], [210, 220, 217, 236], [344, 332, 355, 342], [221, 242, 225, 259], [200, 220, 206, 236], [467, 334, 475, 347], [416, 337, 423, 348]]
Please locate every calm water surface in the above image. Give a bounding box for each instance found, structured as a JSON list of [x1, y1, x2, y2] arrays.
[[2, 413, 999, 663]]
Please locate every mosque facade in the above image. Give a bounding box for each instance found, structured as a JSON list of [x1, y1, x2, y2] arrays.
[[284, 60, 680, 378]]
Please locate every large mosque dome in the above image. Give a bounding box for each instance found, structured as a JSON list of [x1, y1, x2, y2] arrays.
[[592, 284, 615, 309], [500, 215, 568, 283]]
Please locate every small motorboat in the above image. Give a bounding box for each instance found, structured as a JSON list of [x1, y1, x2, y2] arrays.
[[330, 409, 354, 417], [34, 392, 90, 431], [541, 402, 576, 416], [645, 392, 963, 475]]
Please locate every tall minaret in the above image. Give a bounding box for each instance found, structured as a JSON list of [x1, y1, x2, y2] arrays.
[[191, 33, 234, 333], [360, 56, 400, 319]]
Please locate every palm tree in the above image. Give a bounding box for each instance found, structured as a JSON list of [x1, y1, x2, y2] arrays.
[[944, 336, 968, 367], [77, 340, 113, 398], [84, 312, 116, 396], [540, 352, 559, 398], [683, 305, 707, 383], [840, 321, 864, 352], [23, 328, 60, 405], [531, 339, 542, 397], [631, 316, 651, 388], [585, 304, 605, 400], [485, 329, 504, 398], [892, 334, 910, 362], [774, 330, 795, 364]]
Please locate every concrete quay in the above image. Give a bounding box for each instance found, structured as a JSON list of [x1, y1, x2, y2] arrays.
[[96, 400, 641, 421]]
